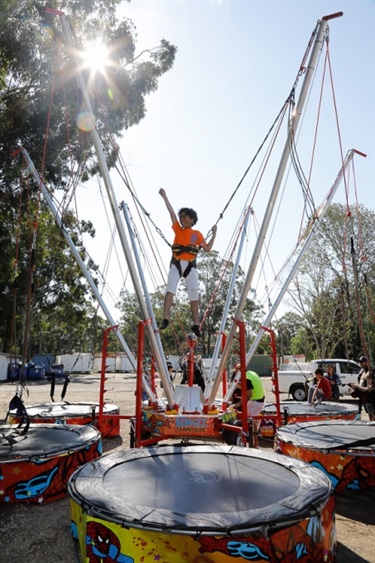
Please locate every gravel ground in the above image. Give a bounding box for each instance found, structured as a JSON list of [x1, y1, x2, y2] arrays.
[[0, 373, 374, 562]]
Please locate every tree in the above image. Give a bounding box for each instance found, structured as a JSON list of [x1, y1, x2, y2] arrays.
[[0, 198, 106, 357], [116, 251, 265, 361], [284, 203, 375, 360], [273, 311, 306, 358], [0, 1, 176, 357], [0, 1, 176, 189]]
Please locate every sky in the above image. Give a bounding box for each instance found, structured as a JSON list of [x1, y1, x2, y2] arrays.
[[72, 0, 375, 324]]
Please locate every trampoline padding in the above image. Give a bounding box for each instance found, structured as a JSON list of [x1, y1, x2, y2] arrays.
[[0, 424, 102, 503], [68, 444, 331, 533], [276, 420, 375, 451], [8, 401, 120, 437], [262, 400, 358, 417], [259, 401, 358, 440], [275, 421, 375, 493]]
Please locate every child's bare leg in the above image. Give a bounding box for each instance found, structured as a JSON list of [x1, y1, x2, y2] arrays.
[[163, 292, 174, 320], [160, 292, 174, 330], [190, 300, 199, 326], [190, 300, 202, 337]]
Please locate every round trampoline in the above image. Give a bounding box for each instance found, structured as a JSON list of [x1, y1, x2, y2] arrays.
[[275, 420, 375, 492], [8, 401, 120, 437], [0, 423, 101, 503], [68, 445, 336, 562], [259, 400, 358, 439]]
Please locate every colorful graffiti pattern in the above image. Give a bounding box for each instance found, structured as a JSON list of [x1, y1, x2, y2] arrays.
[[9, 411, 120, 437], [70, 497, 336, 562], [0, 439, 101, 504], [275, 440, 375, 492], [142, 410, 237, 440]]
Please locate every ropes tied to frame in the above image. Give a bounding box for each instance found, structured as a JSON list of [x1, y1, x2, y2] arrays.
[[101, 25, 320, 247], [206, 22, 323, 239]]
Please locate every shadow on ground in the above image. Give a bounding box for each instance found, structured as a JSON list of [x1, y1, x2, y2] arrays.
[[335, 488, 375, 525], [336, 543, 373, 563]]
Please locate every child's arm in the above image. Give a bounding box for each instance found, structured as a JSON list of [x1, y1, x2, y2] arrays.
[[159, 188, 177, 224], [202, 224, 217, 252]]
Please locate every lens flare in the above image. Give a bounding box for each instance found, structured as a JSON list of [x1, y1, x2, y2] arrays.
[[76, 111, 94, 132]]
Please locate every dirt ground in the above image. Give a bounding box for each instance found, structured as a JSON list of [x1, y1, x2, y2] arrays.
[[0, 373, 374, 562]]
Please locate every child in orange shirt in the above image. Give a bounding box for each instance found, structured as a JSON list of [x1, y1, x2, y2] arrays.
[[159, 188, 217, 337]]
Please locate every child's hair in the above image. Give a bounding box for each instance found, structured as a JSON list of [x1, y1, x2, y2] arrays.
[[178, 207, 198, 225]]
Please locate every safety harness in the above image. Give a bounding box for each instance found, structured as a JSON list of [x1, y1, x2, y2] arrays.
[[171, 244, 200, 278]]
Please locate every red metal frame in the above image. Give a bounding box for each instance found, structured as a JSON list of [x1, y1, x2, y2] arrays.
[[97, 321, 282, 449], [261, 325, 282, 429]]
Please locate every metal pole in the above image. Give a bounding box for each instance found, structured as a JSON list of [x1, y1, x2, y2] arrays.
[[121, 202, 174, 402], [59, 15, 174, 408], [204, 207, 252, 397], [244, 149, 365, 365], [223, 148, 366, 403], [209, 13, 343, 407], [20, 148, 137, 368]]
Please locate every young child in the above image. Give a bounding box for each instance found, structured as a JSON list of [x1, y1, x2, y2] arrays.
[[159, 188, 217, 337], [308, 368, 332, 406]]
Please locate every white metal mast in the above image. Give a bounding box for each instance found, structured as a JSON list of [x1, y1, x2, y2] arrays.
[[59, 14, 174, 407], [222, 148, 366, 403], [208, 12, 344, 407]]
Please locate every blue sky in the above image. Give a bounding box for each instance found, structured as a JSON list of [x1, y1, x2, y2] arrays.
[[75, 0, 374, 321]]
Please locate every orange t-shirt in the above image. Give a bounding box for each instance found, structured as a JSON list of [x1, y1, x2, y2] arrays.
[[172, 222, 206, 260]]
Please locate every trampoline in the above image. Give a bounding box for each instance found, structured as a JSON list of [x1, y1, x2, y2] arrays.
[[0, 423, 101, 503], [275, 420, 375, 492], [8, 401, 120, 437], [68, 444, 336, 562], [259, 400, 358, 439]]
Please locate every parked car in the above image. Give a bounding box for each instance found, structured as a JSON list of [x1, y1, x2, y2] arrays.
[[277, 359, 362, 401]]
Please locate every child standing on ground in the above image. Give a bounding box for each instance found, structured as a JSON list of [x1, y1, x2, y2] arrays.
[[159, 188, 217, 337]]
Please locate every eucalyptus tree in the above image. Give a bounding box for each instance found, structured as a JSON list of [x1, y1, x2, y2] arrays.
[[0, 1, 176, 356], [116, 250, 266, 361], [285, 203, 375, 360]]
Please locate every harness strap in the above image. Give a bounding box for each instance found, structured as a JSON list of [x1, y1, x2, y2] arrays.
[[172, 243, 200, 257], [171, 256, 197, 278]]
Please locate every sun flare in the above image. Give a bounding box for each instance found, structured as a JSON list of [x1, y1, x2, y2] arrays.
[[81, 39, 110, 73]]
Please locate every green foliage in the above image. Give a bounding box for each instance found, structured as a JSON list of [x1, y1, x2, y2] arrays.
[[0, 194, 104, 356], [0, 1, 176, 188], [0, 1, 176, 358], [282, 203, 375, 361], [116, 251, 265, 360], [290, 327, 316, 360]]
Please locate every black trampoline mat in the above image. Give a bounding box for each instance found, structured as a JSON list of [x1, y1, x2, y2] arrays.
[[68, 445, 332, 532], [104, 451, 298, 513], [0, 424, 99, 459], [262, 401, 358, 416], [277, 421, 375, 450]]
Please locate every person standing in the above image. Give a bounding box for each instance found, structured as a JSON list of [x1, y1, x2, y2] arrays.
[[308, 368, 332, 406], [231, 368, 265, 417], [326, 364, 341, 401], [349, 356, 375, 421], [159, 188, 217, 338], [245, 370, 266, 416]]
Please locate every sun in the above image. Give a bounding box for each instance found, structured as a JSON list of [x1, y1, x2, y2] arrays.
[[81, 38, 111, 74]]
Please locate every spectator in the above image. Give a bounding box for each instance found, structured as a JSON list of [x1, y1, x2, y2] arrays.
[[349, 356, 375, 421], [308, 368, 332, 406], [326, 364, 341, 401]]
